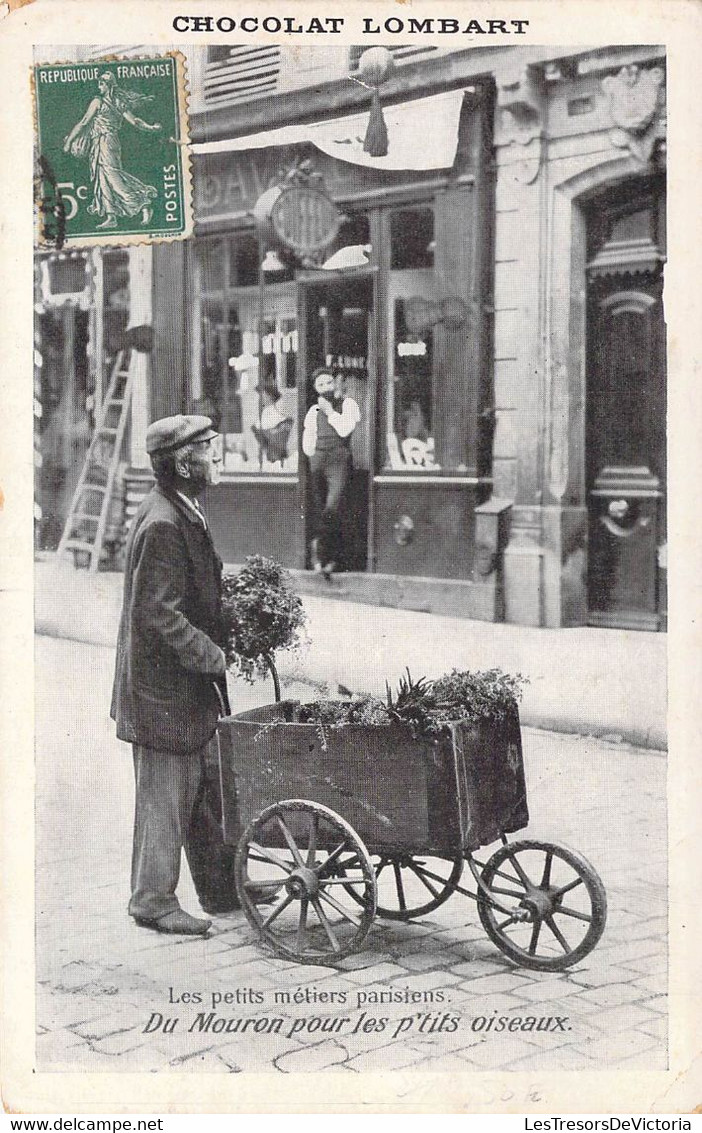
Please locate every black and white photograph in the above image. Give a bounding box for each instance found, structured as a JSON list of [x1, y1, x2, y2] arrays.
[[1, 0, 700, 1116]]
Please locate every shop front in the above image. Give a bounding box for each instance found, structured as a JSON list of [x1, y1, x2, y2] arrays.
[[162, 83, 502, 616]]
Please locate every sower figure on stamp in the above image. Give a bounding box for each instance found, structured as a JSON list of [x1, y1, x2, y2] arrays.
[[302, 368, 361, 578], [63, 72, 161, 230], [110, 415, 237, 936]]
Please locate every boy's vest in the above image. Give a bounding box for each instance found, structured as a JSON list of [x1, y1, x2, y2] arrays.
[[315, 399, 351, 453]]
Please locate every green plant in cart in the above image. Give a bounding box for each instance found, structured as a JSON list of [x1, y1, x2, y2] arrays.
[[297, 667, 529, 741], [221, 555, 309, 701]]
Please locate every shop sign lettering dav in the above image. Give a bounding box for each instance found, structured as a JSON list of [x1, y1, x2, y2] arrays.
[[271, 186, 340, 255]]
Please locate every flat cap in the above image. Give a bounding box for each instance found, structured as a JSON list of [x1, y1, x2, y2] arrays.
[[146, 415, 218, 456]]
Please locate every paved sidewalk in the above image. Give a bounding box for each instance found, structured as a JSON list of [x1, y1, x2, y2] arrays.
[[35, 557, 667, 748], [35, 637, 667, 1075]]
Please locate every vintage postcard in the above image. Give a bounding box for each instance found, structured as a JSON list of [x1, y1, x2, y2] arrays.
[[1, 0, 700, 1117]]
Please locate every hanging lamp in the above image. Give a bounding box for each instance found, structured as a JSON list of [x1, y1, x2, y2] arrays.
[[357, 48, 395, 157]]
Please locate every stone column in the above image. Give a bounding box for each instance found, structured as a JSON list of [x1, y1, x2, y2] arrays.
[[492, 62, 547, 626]]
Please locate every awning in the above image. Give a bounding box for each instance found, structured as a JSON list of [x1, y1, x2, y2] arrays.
[[193, 89, 466, 172]]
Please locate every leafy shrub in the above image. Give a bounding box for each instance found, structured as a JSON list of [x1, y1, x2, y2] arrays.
[[221, 555, 308, 685], [298, 668, 528, 741], [299, 695, 391, 728]]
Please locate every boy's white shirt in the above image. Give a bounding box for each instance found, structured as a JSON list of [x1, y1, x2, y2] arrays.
[[302, 397, 361, 456]]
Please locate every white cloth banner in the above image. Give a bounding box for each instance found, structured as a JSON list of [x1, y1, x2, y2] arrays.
[[193, 89, 466, 171]]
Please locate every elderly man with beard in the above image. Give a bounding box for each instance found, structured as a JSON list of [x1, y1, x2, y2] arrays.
[[110, 414, 237, 936]]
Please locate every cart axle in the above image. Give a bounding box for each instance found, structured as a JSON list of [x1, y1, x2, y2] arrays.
[[285, 867, 319, 900]]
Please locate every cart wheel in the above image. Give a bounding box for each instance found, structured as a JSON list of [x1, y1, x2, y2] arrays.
[[477, 839, 607, 971], [235, 799, 377, 964], [370, 852, 464, 921]]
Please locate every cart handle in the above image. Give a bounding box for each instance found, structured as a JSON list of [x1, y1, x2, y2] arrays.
[[212, 680, 228, 719]]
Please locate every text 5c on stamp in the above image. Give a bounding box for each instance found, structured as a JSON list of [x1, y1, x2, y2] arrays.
[[33, 54, 192, 248]]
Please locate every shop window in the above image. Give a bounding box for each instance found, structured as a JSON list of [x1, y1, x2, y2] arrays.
[[383, 206, 440, 472], [228, 233, 259, 287], [322, 211, 371, 267], [390, 207, 434, 269], [194, 235, 298, 475], [383, 202, 476, 474], [387, 298, 435, 470]]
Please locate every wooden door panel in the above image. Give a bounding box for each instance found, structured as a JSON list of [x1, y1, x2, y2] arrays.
[[586, 193, 666, 630]]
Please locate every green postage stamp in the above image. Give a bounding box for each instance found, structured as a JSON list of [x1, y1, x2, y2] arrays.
[[34, 54, 192, 247]]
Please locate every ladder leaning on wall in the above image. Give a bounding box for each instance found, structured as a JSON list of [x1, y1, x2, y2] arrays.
[[57, 348, 133, 572]]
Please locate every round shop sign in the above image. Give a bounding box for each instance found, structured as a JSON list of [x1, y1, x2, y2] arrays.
[[270, 186, 341, 256]]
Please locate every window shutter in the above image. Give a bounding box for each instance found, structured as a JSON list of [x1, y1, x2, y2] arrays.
[[204, 46, 281, 107]]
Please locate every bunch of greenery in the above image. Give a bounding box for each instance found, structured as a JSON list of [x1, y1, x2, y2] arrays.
[[221, 555, 308, 700], [388, 667, 528, 737], [298, 695, 391, 728], [297, 668, 528, 742]]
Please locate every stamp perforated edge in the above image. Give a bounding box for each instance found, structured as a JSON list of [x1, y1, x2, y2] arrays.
[[32, 49, 193, 250]]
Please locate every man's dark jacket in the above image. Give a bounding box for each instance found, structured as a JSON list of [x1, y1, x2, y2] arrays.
[[110, 484, 229, 754]]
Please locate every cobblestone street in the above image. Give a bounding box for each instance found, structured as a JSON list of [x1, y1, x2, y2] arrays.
[[35, 636, 667, 1075]]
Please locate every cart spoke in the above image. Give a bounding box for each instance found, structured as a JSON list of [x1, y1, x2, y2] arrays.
[[296, 897, 309, 953], [248, 843, 294, 874], [319, 875, 367, 886], [260, 892, 295, 929], [554, 876, 584, 898], [316, 841, 347, 874], [540, 851, 553, 888], [243, 878, 284, 891], [410, 863, 458, 888], [554, 904, 592, 924], [406, 862, 441, 899], [482, 884, 525, 900], [317, 887, 363, 927], [392, 861, 407, 912], [310, 895, 342, 953], [276, 816, 306, 868], [478, 862, 528, 889], [504, 852, 533, 889], [496, 914, 519, 931], [333, 853, 362, 873], [544, 913, 571, 953], [306, 812, 318, 867], [528, 919, 543, 955]]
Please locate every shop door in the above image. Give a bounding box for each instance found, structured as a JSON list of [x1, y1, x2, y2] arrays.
[[297, 270, 376, 571], [586, 189, 666, 630]]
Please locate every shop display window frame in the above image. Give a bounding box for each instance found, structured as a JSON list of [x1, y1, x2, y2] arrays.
[[191, 231, 300, 479]]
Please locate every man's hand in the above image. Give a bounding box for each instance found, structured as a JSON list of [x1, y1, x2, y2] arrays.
[[317, 396, 333, 416]]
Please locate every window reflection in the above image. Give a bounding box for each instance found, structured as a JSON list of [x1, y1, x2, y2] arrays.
[[193, 235, 298, 474], [384, 205, 441, 472]]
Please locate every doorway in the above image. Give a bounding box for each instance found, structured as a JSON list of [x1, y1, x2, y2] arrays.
[[585, 180, 666, 630], [297, 270, 376, 571]]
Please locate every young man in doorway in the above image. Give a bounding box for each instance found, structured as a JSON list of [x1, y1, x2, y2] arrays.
[[302, 367, 361, 578]]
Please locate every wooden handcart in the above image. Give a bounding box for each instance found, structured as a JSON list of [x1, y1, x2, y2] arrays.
[[215, 701, 607, 970]]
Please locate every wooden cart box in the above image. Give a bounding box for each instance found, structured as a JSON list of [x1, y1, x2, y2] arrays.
[[216, 700, 529, 855]]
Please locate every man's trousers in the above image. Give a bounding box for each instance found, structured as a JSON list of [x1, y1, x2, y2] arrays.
[[309, 448, 352, 567], [128, 738, 236, 921]]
